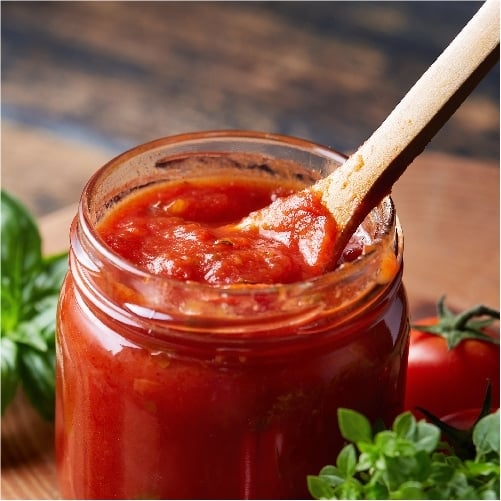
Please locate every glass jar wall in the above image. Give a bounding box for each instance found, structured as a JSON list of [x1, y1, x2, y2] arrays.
[[56, 131, 409, 499]]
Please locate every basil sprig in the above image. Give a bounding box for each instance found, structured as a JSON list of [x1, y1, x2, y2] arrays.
[[1, 190, 68, 420]]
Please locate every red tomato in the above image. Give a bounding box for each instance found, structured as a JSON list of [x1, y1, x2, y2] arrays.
[[404, 299, 500, 419]]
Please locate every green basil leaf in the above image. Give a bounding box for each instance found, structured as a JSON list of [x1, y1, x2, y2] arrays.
[[35, 251, 69, 295], [1, 337, 19, 414], [6, 320, 48, 352], [1, 191, 42, 331], [5, 294, 61, 353], [1, 191, 68, 419], [18, 342, 56, 421], [27, 294, 60, 336], [1, 282, 17, 335], [21, 253, 68, 320]]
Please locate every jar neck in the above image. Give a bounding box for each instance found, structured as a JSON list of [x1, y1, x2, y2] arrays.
[[69, 197, 403, 338], [68, 132, 404, 340]]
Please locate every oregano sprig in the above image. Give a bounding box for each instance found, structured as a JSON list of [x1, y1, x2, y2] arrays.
[[308, 407, 500, 500]]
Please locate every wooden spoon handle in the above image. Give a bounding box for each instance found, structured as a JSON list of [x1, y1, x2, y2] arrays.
[[314, 0, 499, 256]]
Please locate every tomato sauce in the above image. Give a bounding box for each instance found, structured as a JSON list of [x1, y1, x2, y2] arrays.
[[56, 135, 409, 500], [97, 178, 342, 285]]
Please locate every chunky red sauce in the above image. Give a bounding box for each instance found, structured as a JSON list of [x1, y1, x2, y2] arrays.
[[97, 178, 345, 285]]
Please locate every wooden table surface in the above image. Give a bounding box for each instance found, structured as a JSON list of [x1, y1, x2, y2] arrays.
[[1, 2, 499, 499]]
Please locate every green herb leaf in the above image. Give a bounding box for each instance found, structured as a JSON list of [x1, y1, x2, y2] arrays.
[[307, 474, 337, 500], [336, 443, 357, 477], [18, 343, 56, 421], [1, 190, 68, 420], [393, 411, 416, 439], [338, 408, 373, 444], [414, 420, 441, 454], [1, 337, 19, 413], [473, 410, 500, 459], [308, 407, 500, 500], [1, 191, 41, 333]]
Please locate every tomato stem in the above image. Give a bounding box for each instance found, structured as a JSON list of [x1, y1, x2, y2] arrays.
[[453, 304, 500, 330], [414, 296, 500, 349]]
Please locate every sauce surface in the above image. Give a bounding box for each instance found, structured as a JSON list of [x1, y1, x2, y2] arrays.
[[98, 177, 349, 285]]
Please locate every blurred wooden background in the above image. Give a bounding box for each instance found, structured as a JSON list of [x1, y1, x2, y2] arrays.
[[2, 1, 499, 217]]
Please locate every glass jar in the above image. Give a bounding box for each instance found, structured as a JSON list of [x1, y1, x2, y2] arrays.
[[55, 131, 409, 500]]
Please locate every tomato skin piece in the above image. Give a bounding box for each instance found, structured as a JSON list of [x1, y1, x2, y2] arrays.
[[404, 318, 500, 419]]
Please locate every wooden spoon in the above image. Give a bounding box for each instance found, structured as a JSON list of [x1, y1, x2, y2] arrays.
[[239, 0, 499, 273]]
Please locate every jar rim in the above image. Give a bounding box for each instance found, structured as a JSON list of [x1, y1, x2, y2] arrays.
[[74, 130, 403, 330]]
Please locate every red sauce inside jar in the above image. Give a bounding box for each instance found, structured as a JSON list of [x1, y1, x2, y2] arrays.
[[97, 177, 349, 285], [56, 150, 408, 500]]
